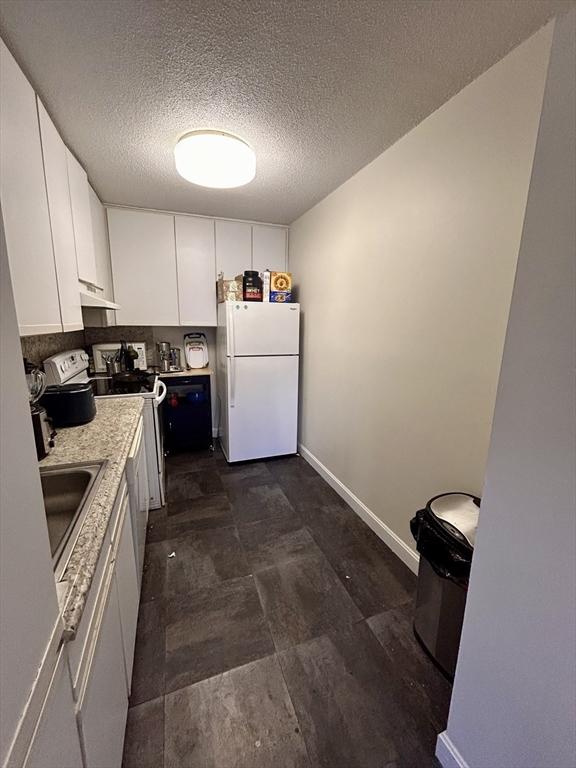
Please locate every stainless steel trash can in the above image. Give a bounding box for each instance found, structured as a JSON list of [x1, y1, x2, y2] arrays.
[[410, 492, 480, 679]]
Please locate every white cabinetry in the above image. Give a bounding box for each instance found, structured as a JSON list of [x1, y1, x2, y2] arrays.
[[108, 208, 179, 325], [85, 186, 117, 327], [66, 474, 139, 768], [126, 416, 149, 584], [37, 100, 83, 332], [67, 149, 99, 287], [215, 219, 252, 277], [77, 566, 127, 768], [23, 650, 83, 768], [114, 495, 139, 692], [215, 220, 288, 276], [0, 40, 62, 335], [252, 224, 287, 273], [175, 215, 217, 326], [107, 208, 290, 326]]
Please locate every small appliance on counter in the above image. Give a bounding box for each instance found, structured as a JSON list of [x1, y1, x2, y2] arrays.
[[40, 381, 96, 427], [184, 333, 209, 369], [157, 341, 172, 373], [26, 364, 54, 460]]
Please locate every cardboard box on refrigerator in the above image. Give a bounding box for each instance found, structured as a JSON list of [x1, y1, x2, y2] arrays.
[[269, 271, 292, 303], [217, 277, 243, 303]]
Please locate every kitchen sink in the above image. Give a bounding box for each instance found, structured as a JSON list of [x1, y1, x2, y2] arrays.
[[40, 461, 107, 578]]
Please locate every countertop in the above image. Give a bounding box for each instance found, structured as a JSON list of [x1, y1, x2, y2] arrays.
[[40, 397, 144, 639], [159, 367, 213, 378]]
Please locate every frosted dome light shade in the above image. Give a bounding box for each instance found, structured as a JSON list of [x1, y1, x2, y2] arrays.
[[174, 131, 256, 188]]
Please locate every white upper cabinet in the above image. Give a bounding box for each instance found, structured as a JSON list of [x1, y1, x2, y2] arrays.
[[215, 219, 252, 278], [108, 208, 179, 326], [89, 186, 114, 299], [87, 186, 116, 327], [0, 41, 62, 335], [66, 149, 99, 287], [175, 216, 217, 326], [252, 225, 287, 273], [37, 100, 83, 332]]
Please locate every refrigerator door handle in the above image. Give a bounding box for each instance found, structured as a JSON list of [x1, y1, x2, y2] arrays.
[[229, 303, 236, 407], [229, 303, 236, 357], [230, 356, 236, 408]]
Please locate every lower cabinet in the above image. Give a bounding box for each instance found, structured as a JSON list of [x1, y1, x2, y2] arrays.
[[22, 466, 143, 768], [126, 416, 149, 583], [23, 649, 83, 768], [115, 493, 140, 693], [77, 566, 128, 768], [75, 476, 140, 768]]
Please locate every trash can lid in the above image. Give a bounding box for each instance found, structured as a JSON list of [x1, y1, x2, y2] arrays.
[[428, 493, 480, 547]]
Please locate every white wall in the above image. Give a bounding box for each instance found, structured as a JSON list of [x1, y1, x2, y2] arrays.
[[437, 10, 576, 768], [289, 25, 552, 562], [0, 209, 60, 762]]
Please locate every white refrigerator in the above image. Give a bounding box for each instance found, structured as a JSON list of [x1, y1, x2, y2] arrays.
[[216, 301, 300, 462]]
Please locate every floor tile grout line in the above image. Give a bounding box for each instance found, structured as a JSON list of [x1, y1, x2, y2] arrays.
[[274, 650, 315, 768], [249, 567, 281, 655]]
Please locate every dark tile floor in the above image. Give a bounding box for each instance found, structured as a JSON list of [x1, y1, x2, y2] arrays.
[[122, 447, 451, 768]]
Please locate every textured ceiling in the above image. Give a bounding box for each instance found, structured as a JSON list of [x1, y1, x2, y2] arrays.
[[0, 0, 572, 224]]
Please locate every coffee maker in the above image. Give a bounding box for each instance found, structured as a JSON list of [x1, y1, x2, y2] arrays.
[[26, 365, 54, 459], [157, 341, 172, 373]]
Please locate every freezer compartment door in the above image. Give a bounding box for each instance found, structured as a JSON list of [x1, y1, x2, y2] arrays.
[[227, 302, 300, 356], [227, 355, 298, 462]]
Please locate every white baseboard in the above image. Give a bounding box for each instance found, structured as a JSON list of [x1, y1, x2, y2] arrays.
[[298, 443, 419, 575], [436, 732, 469, 768]]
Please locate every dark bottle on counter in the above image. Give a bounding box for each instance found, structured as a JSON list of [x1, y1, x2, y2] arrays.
[[242, 270, 263, 302], [126, 345, 139, 371], [118, 340, 130, 371]]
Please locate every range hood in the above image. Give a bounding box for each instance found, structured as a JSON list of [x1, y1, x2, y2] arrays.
[[79, 291, 120, 310]]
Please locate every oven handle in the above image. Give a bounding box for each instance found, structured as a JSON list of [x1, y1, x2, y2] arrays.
[[155, 380, 167, 405]]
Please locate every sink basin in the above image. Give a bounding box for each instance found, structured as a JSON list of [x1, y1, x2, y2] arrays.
[[40, 461, 107, 577]]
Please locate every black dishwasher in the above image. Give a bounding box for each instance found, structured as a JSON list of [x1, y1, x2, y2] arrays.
[[161, 375, 212, 453]]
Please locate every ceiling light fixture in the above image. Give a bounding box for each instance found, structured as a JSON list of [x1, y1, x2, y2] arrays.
[[174, 130, 256, 189]]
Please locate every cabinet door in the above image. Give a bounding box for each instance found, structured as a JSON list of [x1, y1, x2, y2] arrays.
[[252, 225, 287, 273], [115, 495, 139, 692], [88, 186, 116, 327], [79, 570, 127, 768], [66, 149, 99, 287], [0, 41, 62, 335], [37, 100, 83, 332], [23, 650, 83, 768], [215, 219, 252, 278], [175, 215, 217, 326], [108, 208, 179, 325]]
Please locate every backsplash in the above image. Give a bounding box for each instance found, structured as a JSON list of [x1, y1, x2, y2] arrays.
[[21, 326, 215, 370], [83, 326, 155, 364], [21, 330, 86, 367]]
